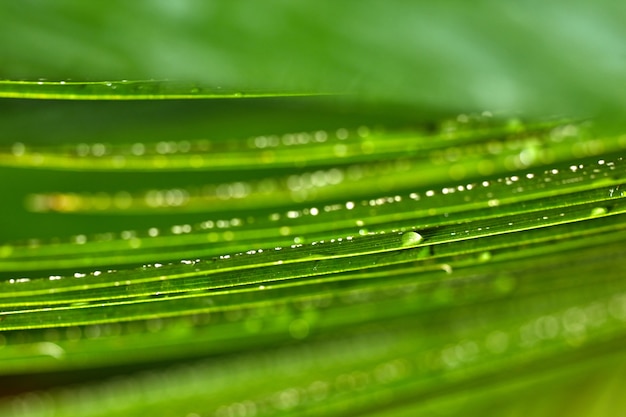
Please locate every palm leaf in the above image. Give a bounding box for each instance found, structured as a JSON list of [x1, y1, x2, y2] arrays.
[[1, 2, 625, 416]]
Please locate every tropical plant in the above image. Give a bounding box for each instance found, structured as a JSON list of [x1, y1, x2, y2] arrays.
[[1, 2, 625, 416]]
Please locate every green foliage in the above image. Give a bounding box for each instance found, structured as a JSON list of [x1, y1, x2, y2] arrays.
[[1, 3, 625, 416], [2, 1, 626, 121]]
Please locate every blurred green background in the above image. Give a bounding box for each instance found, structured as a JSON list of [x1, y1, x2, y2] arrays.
[[1, 1, 625, 118]]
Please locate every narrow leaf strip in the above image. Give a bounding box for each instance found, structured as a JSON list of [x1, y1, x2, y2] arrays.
[[0, 80, 326, 100]]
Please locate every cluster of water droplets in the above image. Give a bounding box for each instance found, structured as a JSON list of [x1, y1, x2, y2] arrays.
[[8, 125, 372, 159], [3, 155, 622, 266]]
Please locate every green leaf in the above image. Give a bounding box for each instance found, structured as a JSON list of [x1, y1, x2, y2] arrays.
[[1, 2, 626, 415], [0, 80, 325, 100]]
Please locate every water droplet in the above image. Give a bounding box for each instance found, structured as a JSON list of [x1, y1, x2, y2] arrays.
[[91, 143, 106, 157], [336, 128, 349, 140], [562, 307, 588, 339], [534, 315, 559, 340], [401, 231, 423, 247], [591, 207, 607, 216], [35, 342, 65, 359], [274, 388, 300, 410], [73, 234, 87, 244], [0, 245, 13, 258], [478, 251, 492, 262], [11, 142, 25, 156]]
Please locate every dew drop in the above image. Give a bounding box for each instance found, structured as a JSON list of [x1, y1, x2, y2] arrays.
[[336, 128, 349, 140], [401, 231, 423, 247], [0, 245, 13, 258], [478, 251, 492, 262], [591, 207, 607, 216], [11, 142, 25, 156], [36, 342, 65, 359]]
